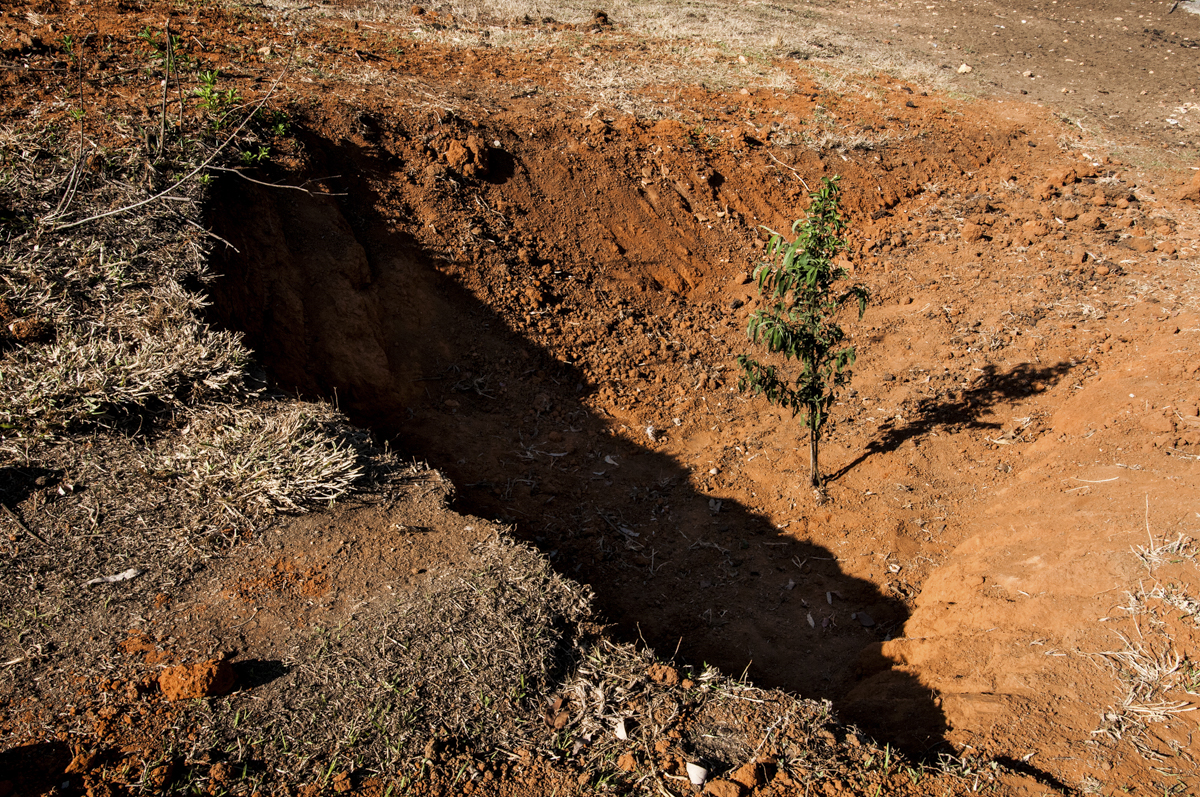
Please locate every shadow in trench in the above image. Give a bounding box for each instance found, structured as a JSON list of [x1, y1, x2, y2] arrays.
[[204, 130, 948, 754]]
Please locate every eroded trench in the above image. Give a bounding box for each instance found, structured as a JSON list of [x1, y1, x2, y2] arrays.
[[205, 106, 1028, 753]]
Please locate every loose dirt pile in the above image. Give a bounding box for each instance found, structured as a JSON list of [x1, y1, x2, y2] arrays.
[[3, 0, 1200, 795]]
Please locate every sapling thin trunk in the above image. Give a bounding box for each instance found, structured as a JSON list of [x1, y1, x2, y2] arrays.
[[810, 429, 819, 488], [736, 176, 868, 490]]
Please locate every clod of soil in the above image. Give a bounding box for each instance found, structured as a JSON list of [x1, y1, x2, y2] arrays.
[[158, 659, 237, 701]]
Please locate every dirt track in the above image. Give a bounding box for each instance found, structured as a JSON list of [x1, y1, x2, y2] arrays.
[[3, 0, 1200, 794], [827, 0, 1200, 153]]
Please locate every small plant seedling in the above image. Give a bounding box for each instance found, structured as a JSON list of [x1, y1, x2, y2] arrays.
[[138, 27, 191, 71], [736, 176, 868, 489], [240, 145, 271, 166], [194, 70, 241, 130]]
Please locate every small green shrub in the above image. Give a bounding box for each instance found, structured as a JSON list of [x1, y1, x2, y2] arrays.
[[194, 70, 241, 130], [736, 176, 868, 489]]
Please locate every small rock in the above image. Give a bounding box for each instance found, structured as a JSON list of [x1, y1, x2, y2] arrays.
[[1047, 166, 1081, 186], [464, 134, 490, 177], [332, 771, 353, 793], [1022, 220, 1049, 237], [65, 750, 99, 775], [209, 762, 233, 784], [957, 63, 972, 74], [1022, 70, 1034, 78], [647, 664, 680, 685], [617, 752, 637, 772], [1140, 414, 1174, 434], [1128, 237, 1156, 253], [704, 778, 744, 797], [1175, 170, 1200, 202], [855, 611, 876, 628], [6, 316, 52, 343], [686, 762, 709, 786], [961, 222, 984, 242], [148, 760, 180, 789], [730, 762, 761, 789], [158, 659, 236, 701], [444, 139, 470, 170]]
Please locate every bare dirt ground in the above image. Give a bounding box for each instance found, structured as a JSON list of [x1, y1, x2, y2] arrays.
[[3, 0, 1200, 795]]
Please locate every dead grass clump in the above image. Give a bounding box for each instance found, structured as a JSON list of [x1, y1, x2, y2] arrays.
[[0, 123, 251, 438], [803, 125, 895, 155], [149, 402, 368, 520], [1090, 515, 1200, 775], [0, 321, 247, 437]]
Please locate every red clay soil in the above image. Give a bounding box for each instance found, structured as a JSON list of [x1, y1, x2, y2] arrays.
[[3, 0, 1200, 794]]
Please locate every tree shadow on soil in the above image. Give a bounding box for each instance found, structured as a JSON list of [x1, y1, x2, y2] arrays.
[[232, 659, 290, 691], [0, 464, 62, 507], [206, 132, 958, 755], [829, 361, 1077, 482], [0, 741, 71, 793]]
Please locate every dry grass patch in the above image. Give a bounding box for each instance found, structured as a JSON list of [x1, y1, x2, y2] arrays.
[[160, 535, 596, 791], [1088, 520, 1200, 776]]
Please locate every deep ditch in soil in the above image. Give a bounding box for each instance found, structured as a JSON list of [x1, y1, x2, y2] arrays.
[[204, 102, 1068, 757]]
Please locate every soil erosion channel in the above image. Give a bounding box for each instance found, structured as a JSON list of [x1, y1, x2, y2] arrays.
[[209, 68, 1200, 786]]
